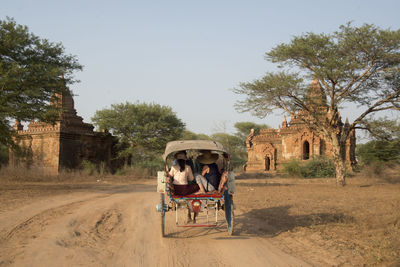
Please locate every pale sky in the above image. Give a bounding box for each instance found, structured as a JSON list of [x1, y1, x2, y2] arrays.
[[2, 0, 400, 136]]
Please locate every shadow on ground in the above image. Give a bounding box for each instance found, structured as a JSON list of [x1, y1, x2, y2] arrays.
[[163, 205, 353, 239], [235, 173, 274, 180], [234, 205, 353, 237], [237, 182, 291, 187]]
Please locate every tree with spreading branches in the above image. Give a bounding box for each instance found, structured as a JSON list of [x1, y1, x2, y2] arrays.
[[92, 102, 185, 166], [0, 18, 82, 146], [234, 23, 400, 186]]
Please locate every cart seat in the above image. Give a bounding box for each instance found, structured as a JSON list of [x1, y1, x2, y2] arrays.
[[171, 193, 223, 199]]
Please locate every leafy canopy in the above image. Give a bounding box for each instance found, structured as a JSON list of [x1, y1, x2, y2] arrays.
[[0, 18, 82, 145], [234, 22, 400, 135], [211, 132, 247, 168], [359, 117, 400, 141], [234, 121, 269, 141], [234, 22, 400, 185], [92, 102, 185, 156], [209, 122, 269, 170], [179, 130, 211, 141]]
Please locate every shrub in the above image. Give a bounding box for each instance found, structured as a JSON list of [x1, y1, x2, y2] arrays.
[[301, 156, 336, 178], [283, 156, 336, 178], [81, 160, 98, 176], [357, 140, 400, 165], [133, 157, 163, 177], [283, 159, 303, 177]]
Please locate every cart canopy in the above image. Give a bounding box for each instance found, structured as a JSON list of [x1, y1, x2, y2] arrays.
[[162, 140, 227, 162]]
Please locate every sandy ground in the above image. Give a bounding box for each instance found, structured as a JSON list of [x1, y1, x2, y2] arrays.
[[0, 180, 309, 267], [1, 176, 399, 266]]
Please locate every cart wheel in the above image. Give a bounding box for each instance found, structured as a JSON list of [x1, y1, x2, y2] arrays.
[[224, 192, 234, 235], [160, 193, 166, 237]]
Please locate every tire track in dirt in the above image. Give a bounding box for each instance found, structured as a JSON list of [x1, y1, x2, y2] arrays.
[[5, 200, 87, 240], [0, 194, 116, 266], [0, 183, 311, 267]]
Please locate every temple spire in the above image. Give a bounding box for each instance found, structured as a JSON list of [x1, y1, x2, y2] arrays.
[[282, 115, 288, 128], [307, 78, 327, 107], [50, 89, 77, 116]]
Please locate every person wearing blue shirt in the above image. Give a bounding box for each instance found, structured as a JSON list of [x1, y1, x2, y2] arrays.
[[194, 151, 228, 194]]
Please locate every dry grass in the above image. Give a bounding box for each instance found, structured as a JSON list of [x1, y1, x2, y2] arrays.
[[357, 161, 400, 184], [234, 174, 400, 266], [0, 165, 154, 184]]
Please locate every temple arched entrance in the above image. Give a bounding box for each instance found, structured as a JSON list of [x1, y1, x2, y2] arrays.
[[258, 143, 276, 171], [265, 156, 271, 171], [320, 139, 326, 156], [303, 141, 310, 160]]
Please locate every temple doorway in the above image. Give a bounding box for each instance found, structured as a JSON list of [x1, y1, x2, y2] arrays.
[[320, 139, 326, 155], [265, 156, 270, 171], [303, 141, 310, 160]]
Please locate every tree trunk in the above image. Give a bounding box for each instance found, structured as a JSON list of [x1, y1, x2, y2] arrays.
[[330, 132, 347, 186], [333, 156, 346, 186]]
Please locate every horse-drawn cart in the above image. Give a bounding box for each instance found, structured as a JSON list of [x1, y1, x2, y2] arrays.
[[156, 140, 236, 237]]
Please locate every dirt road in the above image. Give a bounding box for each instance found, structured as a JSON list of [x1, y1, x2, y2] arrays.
[[0, 181, 309, 267]]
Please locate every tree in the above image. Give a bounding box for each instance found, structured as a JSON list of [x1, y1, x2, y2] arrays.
[[0, 18, 82, 145], [234, 23, 400, 185], [211, 132, 246, 169], [234, 121, 269, 143], [357, 118, 400, 165], [357, 140, 400, 165], [179, 130, 211, 141], [359, 117, 400, 141], [92, 102, 185, 164]]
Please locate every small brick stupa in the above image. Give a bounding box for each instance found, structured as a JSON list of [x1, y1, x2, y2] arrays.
[[9, 89, 116, 175]]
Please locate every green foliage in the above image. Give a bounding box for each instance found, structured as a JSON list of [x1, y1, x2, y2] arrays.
[[211, 132, 243, 152], [92, 102, 185, 170], [234, 121, 269, 141], [357, 140, 400, 165], [132, 153, 164, 176], [302, 157, 336, 178], [360, 118, 400, 141], [234, 22, 400, 184], [283, 157, 336, 178], [81, 160, 109, 176], [0, 143, 8, 167], [81, 160, 98, 176], [283, 159, 302, 177], [234, 22, 400, 121], [211, 132, 247, 169], [92, 102, 184, 153], [356, 118, 400, 175], [0, 18, 82, 145], [179, 130, 211, 140]]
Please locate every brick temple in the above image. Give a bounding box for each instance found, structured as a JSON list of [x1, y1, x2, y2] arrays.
[[245, 80, 356, 172], [9, 89, 116, 175]]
